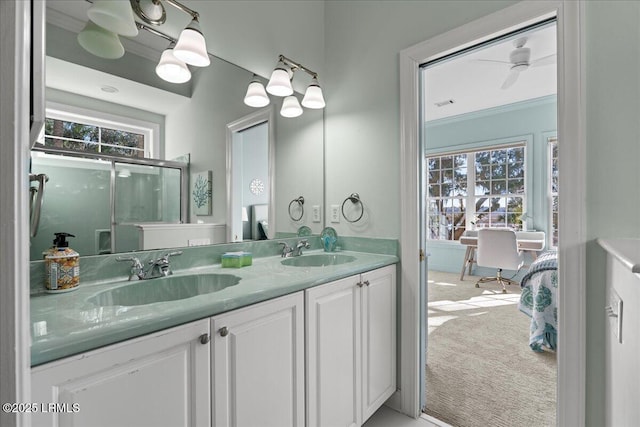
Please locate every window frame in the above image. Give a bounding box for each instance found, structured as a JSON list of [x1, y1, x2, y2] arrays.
[[425, 137, 530, 243], [548, 134, 559, 249], [42, 101, 160, 159]]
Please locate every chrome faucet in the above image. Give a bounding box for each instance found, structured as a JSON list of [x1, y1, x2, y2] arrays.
[[293, 239, 310, 257], [117, 251, 183, 280]]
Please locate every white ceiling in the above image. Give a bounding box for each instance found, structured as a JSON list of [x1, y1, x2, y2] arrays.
[[424, 22, 557, 122]]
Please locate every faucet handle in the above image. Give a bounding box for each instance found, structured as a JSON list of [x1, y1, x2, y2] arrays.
[[116, 256, 143, 269], [279, 242, 293, 257]]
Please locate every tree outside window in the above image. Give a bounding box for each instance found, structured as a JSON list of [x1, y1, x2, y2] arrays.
[[427, 144, 526, 241]]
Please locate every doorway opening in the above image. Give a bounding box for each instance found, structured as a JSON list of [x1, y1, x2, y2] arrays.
[[420, 19, 558, 426], [226, 108, 275, 243]]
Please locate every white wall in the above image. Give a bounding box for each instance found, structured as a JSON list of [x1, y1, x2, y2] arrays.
[[194, 1, 325, 93], [585, 2, 640, 425], [323, 1, 518, 238]]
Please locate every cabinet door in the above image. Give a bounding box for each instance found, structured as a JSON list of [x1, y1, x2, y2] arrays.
[[361, 264, 397, 421], [306, 275, 362, 427], [31, 320, 210, 427], [212, 292, 304, 427]]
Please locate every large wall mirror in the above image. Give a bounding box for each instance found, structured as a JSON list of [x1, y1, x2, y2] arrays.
[[30, 0, 324, 261]]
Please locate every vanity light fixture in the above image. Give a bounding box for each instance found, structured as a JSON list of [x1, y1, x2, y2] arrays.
[[87, 0, 139, 37], [173, 17, 210, 67], [77, 21, 125, 59], [80, 0, 211, 84], [280, 96, 303, 118], [243, 76, 270, 108], [247, 55, 326, 117], [155, 42, 191, 84]]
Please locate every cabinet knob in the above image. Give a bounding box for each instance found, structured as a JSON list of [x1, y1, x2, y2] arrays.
[[219, 326, 229, 337], [357, 282, 364, 288], [364, 280, 370, 286], [199, 333, 210, 345]]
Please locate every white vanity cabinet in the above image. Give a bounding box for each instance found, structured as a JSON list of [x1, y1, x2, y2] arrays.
[[31, 319, 211, 427], [211, 292, 305, 427], [305, 264, 397, 427]]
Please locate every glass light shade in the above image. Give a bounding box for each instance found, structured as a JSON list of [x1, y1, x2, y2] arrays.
[[87, 0, 138, 37], [266, 66, 293, 97], [280, 96, 303, 118], [173, 19, 210, 67], [301, 80, 326, 109], [156, 49, 191, 84], [77, 21, 125, 59], [244, 80, 270, 108]]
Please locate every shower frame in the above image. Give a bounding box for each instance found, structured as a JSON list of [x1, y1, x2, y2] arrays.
[[31, 145, 189, 254]]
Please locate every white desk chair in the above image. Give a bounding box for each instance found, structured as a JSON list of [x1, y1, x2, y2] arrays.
[[475, 228, 524, 293]]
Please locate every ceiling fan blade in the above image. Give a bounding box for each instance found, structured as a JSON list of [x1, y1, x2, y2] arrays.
[[530, 53, 556, 67], [474, 59, 511, 65], [501, 68, 520, 90]]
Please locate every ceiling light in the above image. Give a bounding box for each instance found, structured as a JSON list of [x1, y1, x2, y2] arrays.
[[266, 60, 294, 96], [281, 96, 303, 118], [244, 77, 270, 108], [100, 85, 119, 93], [156, 45, 191, 84], [87, 0, 138, 37], [173, 18, 210, 67], [77, 21, 125, 59], [301, 76, 325, 109]]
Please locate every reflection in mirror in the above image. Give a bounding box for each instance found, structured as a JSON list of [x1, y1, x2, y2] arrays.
[[30, 1, 324, 260]]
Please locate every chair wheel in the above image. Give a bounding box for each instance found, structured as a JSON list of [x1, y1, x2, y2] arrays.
[[502, 289, 507, 294], [475, 283, 479, 288]]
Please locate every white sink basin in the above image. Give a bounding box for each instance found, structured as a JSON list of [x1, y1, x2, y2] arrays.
[[281, 254, 356, 267], [88, 273, 241, 307]]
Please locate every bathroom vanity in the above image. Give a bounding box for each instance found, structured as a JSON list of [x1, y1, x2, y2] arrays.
[[30, 250, 397, 427]]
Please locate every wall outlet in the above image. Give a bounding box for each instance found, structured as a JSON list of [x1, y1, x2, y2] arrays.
[[312, 205, 321, 223], [330, 205, 340, 223]]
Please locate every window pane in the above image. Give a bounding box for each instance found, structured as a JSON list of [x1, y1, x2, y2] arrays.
[[102, 128, 144, 150], [508, 178, 525, 194], [45, 118, 99, 142], [491, 180, 506, 194], [44, 137, 99, 153], [508, 161, 525, 178], [491, 164, 506, 179]]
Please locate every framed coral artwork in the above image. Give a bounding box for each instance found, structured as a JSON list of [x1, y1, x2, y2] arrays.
[[192, 170, 212, 215]]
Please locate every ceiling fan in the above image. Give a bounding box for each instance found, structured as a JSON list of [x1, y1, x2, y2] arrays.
[[478, 36, 556, 90]]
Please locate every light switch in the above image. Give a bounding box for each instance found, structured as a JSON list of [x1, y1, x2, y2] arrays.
[[606, 289, 623, 343], [330, 205, 340, 223], [312, 205, 321, 223]]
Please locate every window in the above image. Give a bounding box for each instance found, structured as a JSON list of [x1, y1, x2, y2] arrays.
[[427, 144, 526, 241], [41, 103, 159, 159], [549, 136, 558, 247]]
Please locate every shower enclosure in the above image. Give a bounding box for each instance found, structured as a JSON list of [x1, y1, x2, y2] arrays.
[[29, 147, 188, 260]]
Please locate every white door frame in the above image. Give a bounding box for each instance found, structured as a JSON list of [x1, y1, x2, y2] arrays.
[[399, 2, 585, 425], [1, 1, 33, 426], [225, 107, 276, 242]]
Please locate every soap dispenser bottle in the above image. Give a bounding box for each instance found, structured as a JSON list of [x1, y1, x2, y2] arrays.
[[44, 232, 80, 293]]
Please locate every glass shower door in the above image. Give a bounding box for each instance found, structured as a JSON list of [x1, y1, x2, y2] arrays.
[[113, 163, 183, 252]]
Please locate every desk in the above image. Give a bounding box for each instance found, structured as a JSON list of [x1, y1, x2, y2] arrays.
[[459, 230, 546, 280]]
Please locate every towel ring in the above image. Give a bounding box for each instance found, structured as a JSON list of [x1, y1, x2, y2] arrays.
[[288, 196, 305, 221], [341, 193, 364, 223]]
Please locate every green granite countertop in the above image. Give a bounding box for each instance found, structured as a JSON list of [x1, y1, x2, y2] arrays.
[[31, 250, 398, 367]]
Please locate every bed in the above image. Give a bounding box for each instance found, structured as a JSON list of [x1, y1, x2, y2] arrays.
[[518, 250, 558, 352]]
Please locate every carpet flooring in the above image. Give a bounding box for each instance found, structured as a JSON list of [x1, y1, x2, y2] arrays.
[[425, 270, 557, 427]]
